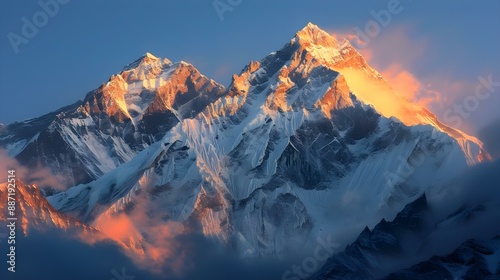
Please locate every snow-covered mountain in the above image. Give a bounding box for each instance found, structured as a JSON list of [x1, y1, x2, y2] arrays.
[[44, 24, 490, 257], [0, 53, 225, 187], [0, 23, 496, 278], [312, 175, 500, 280]]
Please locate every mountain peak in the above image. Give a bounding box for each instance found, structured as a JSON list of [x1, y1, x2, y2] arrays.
[[294, 22, 338, 48], [122, 52, 171, 71], [300, 22, 324, 33]]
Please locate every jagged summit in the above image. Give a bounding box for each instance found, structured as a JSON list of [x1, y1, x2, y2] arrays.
[[297, 22, 328, 35], [297, 22, 329, 37], [0, 50, 225, 187], [89, 52, 226, 129], [122, 52, 171, 71], [144, 52, 158, 59], [294, 22, 339, 49]]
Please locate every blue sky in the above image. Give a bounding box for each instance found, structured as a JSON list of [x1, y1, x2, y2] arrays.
[[0, 0, 499, 135]]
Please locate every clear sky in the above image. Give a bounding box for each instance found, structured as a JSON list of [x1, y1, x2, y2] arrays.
[[1, 0, 499, 135]]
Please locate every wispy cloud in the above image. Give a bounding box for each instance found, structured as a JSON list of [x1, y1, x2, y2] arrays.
[[212, 63, 232, 81], [478, 118, 500, 160], [330, 25, 494, 135], [0, 148, 65, 190]]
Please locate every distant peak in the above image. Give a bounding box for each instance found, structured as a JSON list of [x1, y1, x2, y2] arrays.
[[294, 22, 338, 48], [303, 22, 322, 32], [122, 52, 171, 71]]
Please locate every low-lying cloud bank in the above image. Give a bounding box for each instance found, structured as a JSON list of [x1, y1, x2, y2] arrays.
[[0, 148, 65, 190], [0, 228, 294, 280]]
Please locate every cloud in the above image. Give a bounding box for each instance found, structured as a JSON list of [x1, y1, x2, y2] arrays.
[[172, 233, 292, 280], [0, 148, 65, 190], [0, 229, 163, 280], [330, 25, 495, 135], [328, 26, 442, 122], [212, 64, 232, 81], [378, 63, 442, 108], [87, 198, 186, 275], [329, 30, 367, 48], [350, 26, 446, 111], [316, 160, 500, 278], [478, 118, 500, 160], [339, 67, 423, 126], [429, 159, 500, 215], [416, 159, 500, 263], [358, 25, 428, 70]]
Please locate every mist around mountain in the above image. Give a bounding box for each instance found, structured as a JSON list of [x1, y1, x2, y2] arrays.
[[312, 159, 500, 279]]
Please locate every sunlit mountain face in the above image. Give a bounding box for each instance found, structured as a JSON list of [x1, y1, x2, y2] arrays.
[[1, 23, 498, 280]]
